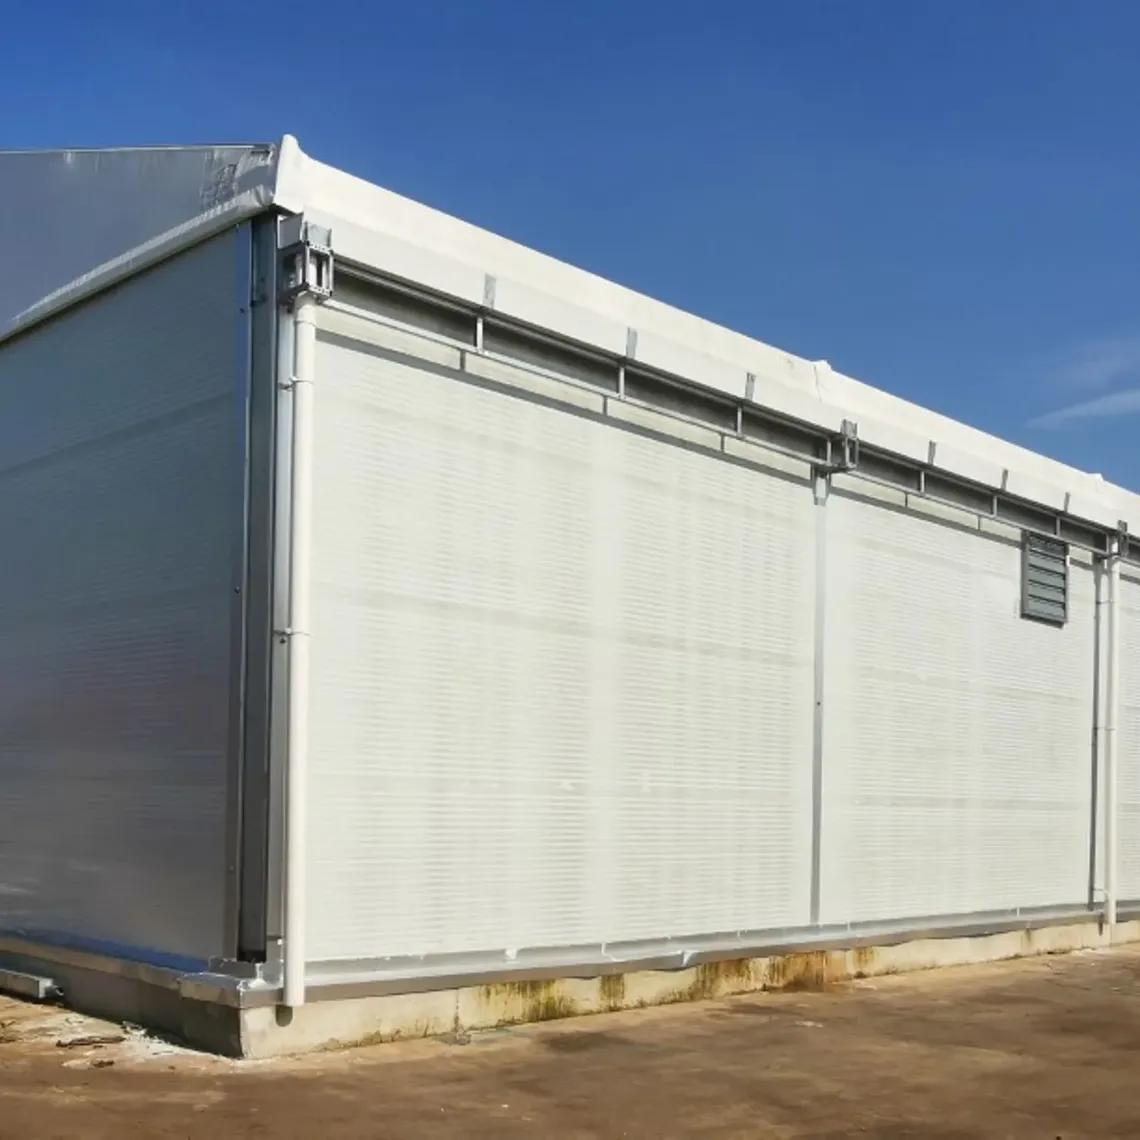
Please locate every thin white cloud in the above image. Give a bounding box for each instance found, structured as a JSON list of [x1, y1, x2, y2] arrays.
[[1049, 334, 1140, 392], [1027, 333, 1140, 429], [1029, 386, 1140, 429]]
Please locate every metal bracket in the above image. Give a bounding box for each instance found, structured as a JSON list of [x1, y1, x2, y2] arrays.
[[817, 419, 859, 475], [278, 217, 334, 308], [1094, 524, 1129, 565]]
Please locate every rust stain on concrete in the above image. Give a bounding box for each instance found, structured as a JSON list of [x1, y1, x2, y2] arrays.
[[599, 974, 625, 1011], [477, 980, 578, 1026]]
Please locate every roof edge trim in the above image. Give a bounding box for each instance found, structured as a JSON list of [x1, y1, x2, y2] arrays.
[[1, 189, 275, 348], [0, 140, 286, 347], [276, 136, 1140, 520]]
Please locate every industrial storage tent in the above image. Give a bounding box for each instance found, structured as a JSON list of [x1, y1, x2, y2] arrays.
[[1, 137, 1138, 1056]]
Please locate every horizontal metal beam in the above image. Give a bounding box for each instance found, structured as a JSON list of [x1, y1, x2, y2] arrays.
[[4, 900, 1135, 1012], [218, 902, 1113, 1008], [327, 268, 1122, 554]]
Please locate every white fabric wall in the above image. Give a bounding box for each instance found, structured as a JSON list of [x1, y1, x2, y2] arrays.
[[305, 325, 817, 964], [1117, 573, 1140, 900], [820, 487, 1096, 924], [302, 307, 1105, 968]]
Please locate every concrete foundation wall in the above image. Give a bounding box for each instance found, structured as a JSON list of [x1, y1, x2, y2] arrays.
[[239, 918, 1140, 1058]]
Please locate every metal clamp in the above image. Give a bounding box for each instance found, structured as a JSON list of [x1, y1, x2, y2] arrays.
[[1097, 522, 1131, 564], [817, 419, 859, 475], [278, 217, 334, 307]]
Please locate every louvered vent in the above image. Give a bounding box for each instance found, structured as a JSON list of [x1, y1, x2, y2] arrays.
[[1021, 534, 1068, 625]]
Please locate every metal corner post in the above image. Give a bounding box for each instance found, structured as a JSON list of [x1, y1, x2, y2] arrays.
[[221, 220, 256, 961], [277, 218, 333, 1008], [233, 213, 286, 963]]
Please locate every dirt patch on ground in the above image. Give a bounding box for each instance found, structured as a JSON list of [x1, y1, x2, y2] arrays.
[[4, 946, 1140, 1137]]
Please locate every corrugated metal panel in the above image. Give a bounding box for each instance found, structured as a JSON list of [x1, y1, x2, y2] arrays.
[[306, 331, 816, 963], [0, 231, 245, 964], [820, 491, 1095, 924], [1117, 574, 1140, 899]]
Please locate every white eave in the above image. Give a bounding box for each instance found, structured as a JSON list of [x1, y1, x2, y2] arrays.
[[4, 134, 1136, 530]]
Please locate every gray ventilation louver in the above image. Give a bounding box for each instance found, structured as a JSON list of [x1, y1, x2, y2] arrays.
[[1021, 534, 1068, 625]]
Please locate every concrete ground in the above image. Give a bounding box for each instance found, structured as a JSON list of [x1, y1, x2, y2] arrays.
[[4, 946, 1140, 1138]]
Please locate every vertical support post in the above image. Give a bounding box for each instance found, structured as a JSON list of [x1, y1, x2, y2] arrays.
[[282, 292, 318, 1008], [1088, 559, 1104, 911], [809, 471, 829, 925], [275, 216, 332, 1008], [221, 220, 255, 960], [234, 214, 282, 962], [620, 327, 636, 399], [1104, 537, 1121, 931]]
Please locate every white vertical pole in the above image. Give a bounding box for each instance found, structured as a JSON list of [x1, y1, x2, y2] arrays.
[[1105, 538, 1121, 932], [283, 293, 317, 1007]]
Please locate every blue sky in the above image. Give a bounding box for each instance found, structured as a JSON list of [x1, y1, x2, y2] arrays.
[[5, 1, 1140, 486]]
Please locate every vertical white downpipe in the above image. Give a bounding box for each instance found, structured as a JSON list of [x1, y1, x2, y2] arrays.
[[283, 294, 317, 1007], [1104, 539, 1122, 932]]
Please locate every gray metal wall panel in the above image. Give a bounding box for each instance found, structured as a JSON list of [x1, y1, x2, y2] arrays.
[[820, 491, 1095, 924], [1, 144, 274, 336], [306, 331, 816, 963], [0, 232, 246, 965]]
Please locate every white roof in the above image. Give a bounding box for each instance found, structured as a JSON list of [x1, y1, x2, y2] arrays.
[[3, 136, 1134, 528]]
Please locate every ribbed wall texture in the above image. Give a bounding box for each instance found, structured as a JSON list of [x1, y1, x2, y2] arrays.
[[307, 334, 816, 962], [820, 490, 1096, 923], [0, 231, 245, 963], [1117, 573, 1140, 899]]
